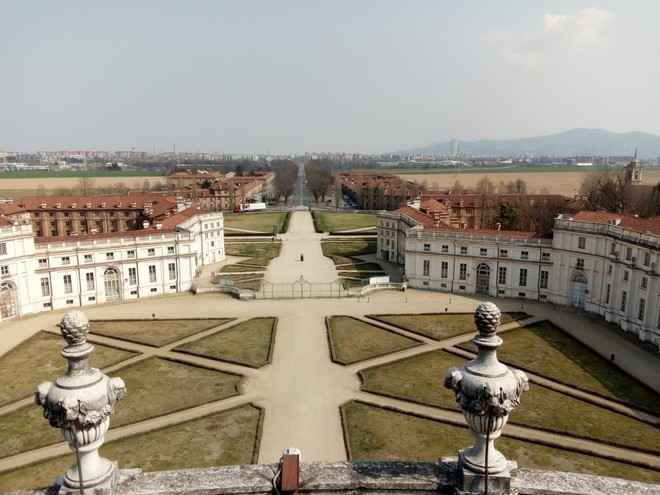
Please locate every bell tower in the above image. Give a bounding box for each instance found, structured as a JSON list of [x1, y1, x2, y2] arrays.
[[626, 149, 643, 185]]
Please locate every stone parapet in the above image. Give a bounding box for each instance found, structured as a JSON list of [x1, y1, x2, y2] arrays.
[[5, 461, 659, 495]]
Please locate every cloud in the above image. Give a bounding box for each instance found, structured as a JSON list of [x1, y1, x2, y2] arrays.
[[487, 8, 615, 69]]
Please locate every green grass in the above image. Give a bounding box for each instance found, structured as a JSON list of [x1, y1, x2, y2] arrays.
[[224, 212, 289, 234], [341, 401, 660, 484], [327, 316, 421, 365], [174, 317, 277, 368], [0, 331, 136, 406], [224, 241, 281, 266], [0, 405, 263, 492], [90, 318, 235, 347], [321, 239, 377, 265], [0, 357, 243, 456], [457, 321, 660, 411], [313, 211, 377, 233], [368, 312, 530, 341], [360, 349, 659, 453]]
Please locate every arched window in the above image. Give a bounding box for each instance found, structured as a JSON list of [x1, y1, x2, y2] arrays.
[[104, 267, 120, 300], [0, 282, 17, 320], [476, 263, 490, 295]]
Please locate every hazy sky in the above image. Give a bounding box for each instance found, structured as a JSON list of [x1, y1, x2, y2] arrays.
[[1, 1, 659, 154]]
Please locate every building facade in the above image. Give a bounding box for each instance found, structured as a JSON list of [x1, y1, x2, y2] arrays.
[[0, 209, 224, 321], [379, 209, 660, 349]]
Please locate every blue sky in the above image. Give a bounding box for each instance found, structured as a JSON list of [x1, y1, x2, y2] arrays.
[[1, 1, 659, 154]]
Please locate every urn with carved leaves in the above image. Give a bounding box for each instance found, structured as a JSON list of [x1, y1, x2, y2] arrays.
[[444, 302, 528, 475], [35, 311, 126, 490]]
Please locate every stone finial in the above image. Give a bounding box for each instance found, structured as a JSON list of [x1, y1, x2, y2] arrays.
[[444, 302, 529, 494], [35, 311, 126, 492]]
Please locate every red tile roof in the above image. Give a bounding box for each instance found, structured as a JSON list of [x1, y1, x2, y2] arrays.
[[570, 211, 660, 235]]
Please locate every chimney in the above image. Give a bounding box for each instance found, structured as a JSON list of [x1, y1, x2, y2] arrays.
[[142, 220, 150, 229], [55, 202, 61, 209]]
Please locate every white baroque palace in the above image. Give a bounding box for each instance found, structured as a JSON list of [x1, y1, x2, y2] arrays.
[[379, 209, 660, 349], [0, 205, 224, 319]]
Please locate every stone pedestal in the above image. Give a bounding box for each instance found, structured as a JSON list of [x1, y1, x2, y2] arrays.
[[455, 456, 516, 495]]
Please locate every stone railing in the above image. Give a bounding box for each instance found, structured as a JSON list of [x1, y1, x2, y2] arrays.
[[10, 461, 660, 495], [348, 281, 407, 297], [190, 281, 256, 300]]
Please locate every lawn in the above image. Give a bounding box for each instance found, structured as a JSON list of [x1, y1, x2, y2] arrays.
[[321, 239, 377, 265], [0, 357, 243, 456], [327, 316, 421, 365], [457, 321, 660, 411], [0, 405, 263, 492], [367, 312, 530, 341], [0, 331, 136, 406], [174, 317, 277, 368], [90, 318, 235, 347], [313, 211, 377, 233], [223, 212, 289, 234], [223, 241, 281, 266], [359, 349, 659, 453], [341, 401, 660, 484]]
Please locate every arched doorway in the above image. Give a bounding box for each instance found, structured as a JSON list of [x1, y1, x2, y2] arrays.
[[571, 273, 587, 309], [0, 282, 17, 320], [476, 263, 490, 295], [104, 268, 121, 300]]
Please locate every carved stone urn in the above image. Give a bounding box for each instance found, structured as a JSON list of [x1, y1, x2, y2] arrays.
[[35, 311, 126, 490], [444, 302, 528, 492]]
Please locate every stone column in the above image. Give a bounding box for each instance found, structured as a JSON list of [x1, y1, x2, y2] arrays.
[[35, 310, 127, 492], [444, 302, 529, 495]]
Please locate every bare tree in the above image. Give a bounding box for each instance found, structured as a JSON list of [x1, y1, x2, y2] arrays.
[[305, 160, 334, 203], [272, 159, 298, 204], [77, 176, 96, 195], [474, 176, 496, 229], [579, 168, 630, 213]]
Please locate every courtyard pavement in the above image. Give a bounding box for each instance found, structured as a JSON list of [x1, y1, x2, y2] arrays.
[[1, 209, 659, 473]]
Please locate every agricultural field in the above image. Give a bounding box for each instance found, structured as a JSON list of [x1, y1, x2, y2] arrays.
[[393, 168, 660, 196]]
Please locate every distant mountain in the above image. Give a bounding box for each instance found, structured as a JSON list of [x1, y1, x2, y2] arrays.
[[407, 129, 660, 158]]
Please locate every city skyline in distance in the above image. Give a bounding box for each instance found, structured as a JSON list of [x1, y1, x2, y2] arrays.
[[1, 1, 659, 155]]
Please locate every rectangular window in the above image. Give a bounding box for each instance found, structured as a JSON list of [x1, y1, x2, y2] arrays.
[[578, 236, 586, 249], [423, 260, 430, 277], [168, 262, 176, 280], [460, 247, 468, 254], [148, 248, 155, 256], [500, 249, 508, 258], [540, 270, 549, 289], [423, 243, 430, 252], [128, 267, 137, 285], [623, 271, 629, 282], [541, 252, 550, 261], [0, 265, 8, 275], [127, 250, 135, 258], [480, 248, 487, 256], [41, 277, 50, 296], [0, 242, 6, 255], [641, 277, 648, 289], [498, 267, 507, 285], [610, 243, 616, 255], [625, 247, 632, 260], [607, 265, 612, 275], [38, 258, 47, 268], [643, 252, 651, 266], [436, 261, 447, 279], [605, 284, 611, 304], [167, 246, 175, 254], [84, 254, 93, 263], [106, 252, 114, 261], [620, 291, 627, 312], [441, 245, 449, 253], [62, 256, 70, 265], [148, 265, 157, 282], [638, 299, 645, 321], [519, 268, 528, 286], [576, 258, 584, 269], [86, 272, 95, 291], [521, 251, 529, 260], [63, 274, 73, 293], [459, 263, 467, 280]]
